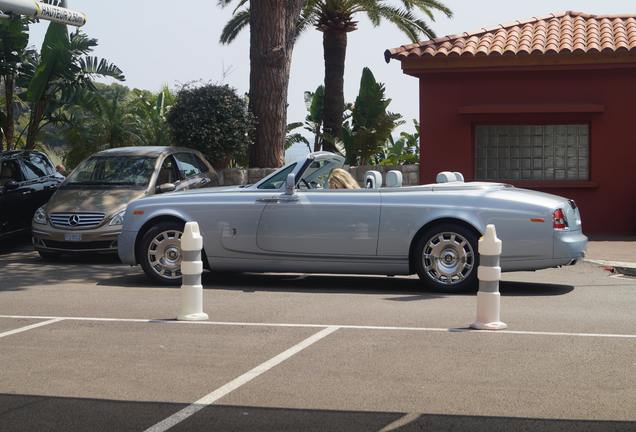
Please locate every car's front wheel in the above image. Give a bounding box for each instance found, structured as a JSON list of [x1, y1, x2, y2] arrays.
[[138, 221, 185, 285], [414, 223, 479, 293]]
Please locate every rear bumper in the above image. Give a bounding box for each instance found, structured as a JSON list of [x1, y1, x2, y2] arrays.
[[554, 230, 588, 261], [501, 230, 587, 272]]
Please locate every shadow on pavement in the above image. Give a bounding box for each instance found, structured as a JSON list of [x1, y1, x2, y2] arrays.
[[0, 393, 633, 432], [499, 281, 574, 296], [100, 272, 574, 298], [100, 272, 440, 297], [0, 251, 130, 292], [1, 246, 572, 298], [0, 234, 32, 255]]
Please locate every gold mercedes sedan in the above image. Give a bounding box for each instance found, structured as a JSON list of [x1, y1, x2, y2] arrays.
[[32, 146, 217, 259]]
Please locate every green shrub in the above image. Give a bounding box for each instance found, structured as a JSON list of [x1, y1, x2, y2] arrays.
[[167, 83, 253, 169]]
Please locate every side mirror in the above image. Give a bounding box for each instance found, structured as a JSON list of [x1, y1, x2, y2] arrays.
[[156, 183, 176, 194], [285, 173, 296, 195], [4, 180, 19, 191]]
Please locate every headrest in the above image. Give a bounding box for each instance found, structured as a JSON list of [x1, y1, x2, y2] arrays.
[[436, 171, 465, 183], [364, 170, 382, 189], [386, 170, 403, 187]]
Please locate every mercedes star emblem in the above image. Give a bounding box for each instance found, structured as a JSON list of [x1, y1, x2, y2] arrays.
[[68, 214, 80, 226]]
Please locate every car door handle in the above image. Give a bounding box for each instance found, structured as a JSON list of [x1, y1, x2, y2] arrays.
[[256, 198, 280, 203], [21, 190, 32, 196]]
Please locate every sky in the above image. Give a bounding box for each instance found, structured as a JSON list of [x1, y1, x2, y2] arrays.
[[27, 0, 636, 161]]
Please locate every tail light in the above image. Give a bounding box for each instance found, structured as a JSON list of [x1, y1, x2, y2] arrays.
[[553, 208, 569, 231]]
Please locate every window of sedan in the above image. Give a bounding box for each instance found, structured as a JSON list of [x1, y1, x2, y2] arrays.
[[0, 160, 22, 186], [174, 153, 202, 178], [21, 154, 55, 180]]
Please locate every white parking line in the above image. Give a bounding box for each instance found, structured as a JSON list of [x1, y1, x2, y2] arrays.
[[0, 318, 63, 339], [143, 326, 339, 432], [1, 314, 636, 339]]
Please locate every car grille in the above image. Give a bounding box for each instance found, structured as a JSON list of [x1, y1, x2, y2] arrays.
[[49, 212, 105, 228], [42, 240, 116, 250]]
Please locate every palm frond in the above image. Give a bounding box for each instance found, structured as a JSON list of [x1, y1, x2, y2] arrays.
[[406, 0, 453, 19], [79, 57, 125, 81], [68, 31, 98, 55], [286, 122, 304, 132], [374, 4, 435, 40], [219, 9, 250, 44]]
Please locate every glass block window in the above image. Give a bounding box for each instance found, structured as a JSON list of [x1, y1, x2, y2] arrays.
[[475, 124, 589, 181]]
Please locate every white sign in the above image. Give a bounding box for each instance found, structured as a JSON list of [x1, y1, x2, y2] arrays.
[[0, 0, 86, 27], [35, 2, 86, 26]]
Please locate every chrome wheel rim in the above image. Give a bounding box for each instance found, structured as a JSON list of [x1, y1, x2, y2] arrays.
[[147, 230, 183, 280], [422, 232, 474, 285]]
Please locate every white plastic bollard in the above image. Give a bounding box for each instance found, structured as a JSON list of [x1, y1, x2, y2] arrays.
[[470, 224, 507, 330], [177, 221, 209, 321]]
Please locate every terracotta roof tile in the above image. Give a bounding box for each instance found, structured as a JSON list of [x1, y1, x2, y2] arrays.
[[385, 11, 636, 63]]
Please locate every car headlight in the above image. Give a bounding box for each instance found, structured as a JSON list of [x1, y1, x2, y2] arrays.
[[109, 210, 126, 226], [33, 206, 48, 225]]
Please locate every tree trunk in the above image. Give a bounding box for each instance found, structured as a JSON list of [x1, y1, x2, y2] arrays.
[[3, 75, 15, 151], [248, 0, 304, 168], [322, 30, 348, 152], [25, 99, 46, 150]]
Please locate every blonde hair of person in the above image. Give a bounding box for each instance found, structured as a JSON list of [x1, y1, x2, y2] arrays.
[[328, 168, 360, 189]]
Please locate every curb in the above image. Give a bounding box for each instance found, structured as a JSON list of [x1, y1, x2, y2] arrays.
[[584, 259, 636, 277]]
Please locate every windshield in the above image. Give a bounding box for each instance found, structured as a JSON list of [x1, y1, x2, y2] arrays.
[[257, 163, 297, 190], [65, 156, 157, 187], [299, 158, 344, 189]]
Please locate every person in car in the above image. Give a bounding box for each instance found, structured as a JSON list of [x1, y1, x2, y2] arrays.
[[328, 168, 360, 189], [55, 164, 67, 176]]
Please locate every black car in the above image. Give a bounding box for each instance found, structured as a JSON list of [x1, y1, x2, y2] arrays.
[[0, 151, 64, 240]]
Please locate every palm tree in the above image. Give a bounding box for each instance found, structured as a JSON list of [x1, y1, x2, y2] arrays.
[[348, 67, 402, 165], [219, 0, 305, 168], [128, 86, 175, 147], [220, 0, 451, 152], [24, 22, 124, 150], [63, 85, 138, 168], [303, 85, 325, 151], [0, 17, 30, 151]]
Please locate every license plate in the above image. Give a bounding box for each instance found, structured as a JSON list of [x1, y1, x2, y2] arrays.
[[64, 233, 82, 242]]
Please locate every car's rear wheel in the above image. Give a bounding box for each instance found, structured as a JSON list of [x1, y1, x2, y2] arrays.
[[414, 223, 479, 293], [138, 221, 185, 285]]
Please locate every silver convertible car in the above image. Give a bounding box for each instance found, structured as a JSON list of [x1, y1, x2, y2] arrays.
[[118, 152, 587, 292]]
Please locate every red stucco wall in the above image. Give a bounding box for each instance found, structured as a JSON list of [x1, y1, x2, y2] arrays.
[[417, 67, 636, 235]]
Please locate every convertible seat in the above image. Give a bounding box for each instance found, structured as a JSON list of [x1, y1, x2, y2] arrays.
[[436, 171, 465, 183], [364, 170, 382, 189], [386, 170, 403, 187]]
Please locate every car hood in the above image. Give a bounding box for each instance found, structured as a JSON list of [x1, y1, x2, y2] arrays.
[[46, 188, 148, 215]]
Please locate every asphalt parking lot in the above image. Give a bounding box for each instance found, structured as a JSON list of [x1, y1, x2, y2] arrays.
[[1, 238, 635, 432]]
